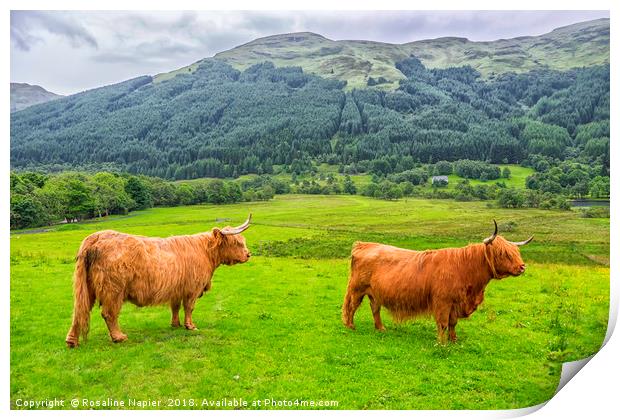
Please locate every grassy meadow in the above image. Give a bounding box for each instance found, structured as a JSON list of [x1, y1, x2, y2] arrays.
[[181, 163, 534, 193], [10, 195, 609, 409]]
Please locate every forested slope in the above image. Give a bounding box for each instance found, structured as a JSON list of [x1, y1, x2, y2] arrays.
[[11, 56, 609, 180], [11, 57, 609, 179]]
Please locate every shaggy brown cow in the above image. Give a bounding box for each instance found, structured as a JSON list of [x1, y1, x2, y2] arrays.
[[341, 221, 532, 343], [65, 215, 252, 347]]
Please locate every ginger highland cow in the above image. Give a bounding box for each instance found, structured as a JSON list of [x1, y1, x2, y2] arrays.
[[66, 215, 252, 347], [342, 221, 532, 343]]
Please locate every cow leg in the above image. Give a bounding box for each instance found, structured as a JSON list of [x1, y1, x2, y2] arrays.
[[171, 301, 181, 328], [448, 308, 459, 342], [342, 289, 364, 330], [368, 295, 385, 331], [433, 307, 450, 345], [183, 297, 198, 330], [100, 297, 127, 343]]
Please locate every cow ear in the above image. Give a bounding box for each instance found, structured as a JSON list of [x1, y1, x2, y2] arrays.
[[212, 228, 224, 247]]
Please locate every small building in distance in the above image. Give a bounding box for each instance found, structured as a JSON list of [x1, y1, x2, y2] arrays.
[[431, 175, 449, 186]]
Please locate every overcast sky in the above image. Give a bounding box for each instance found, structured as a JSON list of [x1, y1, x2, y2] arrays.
[[10, 10, 609, 96]]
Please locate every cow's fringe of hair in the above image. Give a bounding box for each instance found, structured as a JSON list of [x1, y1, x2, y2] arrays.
[[484, 236, 523, 279]]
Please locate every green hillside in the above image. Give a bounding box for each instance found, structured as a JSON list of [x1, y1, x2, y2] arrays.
[[155, 19, 609, 90], [11, 57, 609, 181], [404, 19, 610, 79]]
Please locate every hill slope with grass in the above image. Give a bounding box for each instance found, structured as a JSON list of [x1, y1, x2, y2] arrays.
[[155, 18, 609, 90]]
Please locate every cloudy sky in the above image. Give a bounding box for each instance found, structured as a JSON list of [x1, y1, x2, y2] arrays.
[[11, 10, 609, 96]]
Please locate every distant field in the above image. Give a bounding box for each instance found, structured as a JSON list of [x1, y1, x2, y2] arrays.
[[442, 165, 534, 190], [176, 164, 533, 192], [11, 195, 608, 409]]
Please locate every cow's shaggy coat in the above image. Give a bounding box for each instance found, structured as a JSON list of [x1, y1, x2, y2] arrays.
[[66, 216, 252, 347], [342, 222, 532, 343]]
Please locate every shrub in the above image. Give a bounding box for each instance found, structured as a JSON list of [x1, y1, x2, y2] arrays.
[[497, 188, 524, 208]]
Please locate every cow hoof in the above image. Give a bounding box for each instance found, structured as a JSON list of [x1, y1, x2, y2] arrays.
[[66, 339, 78, 348], [376, 326, 386, 332], [112, 333, 128, 343], [185, 324, 197, 331], [171, 322, 181, 328], [344, 323, 356, 330]]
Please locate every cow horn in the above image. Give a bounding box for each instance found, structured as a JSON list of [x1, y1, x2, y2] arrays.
[[221, 214, 252, 235], [510, 236, 534, 246], [483, 220, 498, 245]]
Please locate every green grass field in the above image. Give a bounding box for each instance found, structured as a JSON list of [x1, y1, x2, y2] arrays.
[[444, 165, 534, 190], [10, 195, 609, 409], [178, 164, 533, 193]]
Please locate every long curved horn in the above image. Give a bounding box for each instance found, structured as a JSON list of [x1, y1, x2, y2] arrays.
[[483, 220, 498, 245], [221, 213, 252, 235], [510, 236, 534, 246]]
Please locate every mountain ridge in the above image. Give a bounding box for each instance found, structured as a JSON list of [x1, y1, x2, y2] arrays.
[[154, 18, 609, 90]]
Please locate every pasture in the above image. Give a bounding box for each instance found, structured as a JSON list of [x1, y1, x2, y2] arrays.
[[180, 164, 534, 193], [10, 195, 609, 409]]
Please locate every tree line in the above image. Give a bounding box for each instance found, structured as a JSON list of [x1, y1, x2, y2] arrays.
[[10, 171, 273, 230], [358, 178, 572, 210], [12, 158, 609, 230]]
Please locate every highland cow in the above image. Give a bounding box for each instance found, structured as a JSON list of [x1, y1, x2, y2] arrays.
[[342, 221, 532, 343], [65, 215, 252, 347]]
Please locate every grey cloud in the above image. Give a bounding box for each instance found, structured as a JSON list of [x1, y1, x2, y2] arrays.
[[11, 10, 98, 51], [172, 11, 199, 30], [10, 26, 41, 52], [10, 11, 43, 51], [91, 39, 197, 64], [115, 11, 200, 37], [198, 31, 251, 54], [294, 10, 609, 43], [237, 11, 297, 34], [136, 39, 195, 56]]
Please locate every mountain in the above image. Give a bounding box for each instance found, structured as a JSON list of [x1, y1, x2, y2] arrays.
[[10, 20, 609, 180], [11, 83, 63, 112], [154, 18, 609, 90]]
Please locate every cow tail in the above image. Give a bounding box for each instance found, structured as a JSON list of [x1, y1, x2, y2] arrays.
[[341, 251, 359, 327], [341, 287, 355, 326], [66, 246, 96, 347]]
